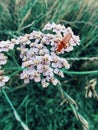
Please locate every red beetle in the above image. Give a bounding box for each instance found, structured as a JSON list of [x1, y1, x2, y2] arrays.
[[56, 33, 72, 52]]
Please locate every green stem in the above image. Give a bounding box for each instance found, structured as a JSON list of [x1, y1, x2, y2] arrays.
[[2, 88, 30, 130], [12, 51, 20, 67], [7, 50, 20, 67], [4, 67, 24, 70], [57, 85, 89, 130], [2, 88, 14, 110], [9, 69, 23, 77], [63, 70, 98, 75], [66, 57, 98, 61]]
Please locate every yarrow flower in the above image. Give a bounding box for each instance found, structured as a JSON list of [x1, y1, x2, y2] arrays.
[[0, 53, 7, 65], [0, 53, 9, 87], [17, 23, 80, 87], [0, 70, 9, 87], [0, 75, 9, 87], [0, 39, 15, 87], [0, 22, 80, 88], [43, 22, 80, 53], [0, 40, 14, 52]]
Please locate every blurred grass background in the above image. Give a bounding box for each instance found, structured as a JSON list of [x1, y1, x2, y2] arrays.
[[0, 0, 98, 130]]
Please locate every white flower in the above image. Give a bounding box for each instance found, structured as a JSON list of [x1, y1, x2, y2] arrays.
[[41, 79, 49, 88], [50, 46, 56, 52], [18, 46, 28, 58], [17, 22, 80, 87], [43, 68, 54, 77], [29, 31, 42, 40], [33, 58, 40, 66], [0, 40, 15, 52], [54, 68, 64, 78], [0, 70, 4, 75], [41, 54, 51, 65], [43, 22, 53, 31], [0, 53, 7, 65], [0, 22, 80, 88], [43, 22, 67, 34], [28, 69, 41, 82], [0, 76, 9, 87], [35, 43, 43, 49], [39, 48, 49, 55], [33, 71, 41, 82], [37, 64, 43, 73], [50, 77, 59, 86], [18, 34, 30, 45], [65, 46, 74, 52], [26, 49, 35, 58], [22, 60, 33, 68], [20, 70, 30, 83], [30, 47, 39, 54], [0, 41, 9, 52], [52, 56, 63, 68]]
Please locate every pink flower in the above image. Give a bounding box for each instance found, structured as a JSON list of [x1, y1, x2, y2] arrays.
[[20, 70, 30, 84], [41, 79, 49, 88], [0, 76, 9, 87], [0, 53, 7, 65], [17, 22, 80, 87]]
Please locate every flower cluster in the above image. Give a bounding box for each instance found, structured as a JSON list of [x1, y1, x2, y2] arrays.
[[0, 70, 9, 87], [0, 40, 14, 52], [0, 23, 80, 88], [0, 40, 15, 87], [43, 22, 80, 53], [19, 45, 70, 87], [17, 23, 80, 87]]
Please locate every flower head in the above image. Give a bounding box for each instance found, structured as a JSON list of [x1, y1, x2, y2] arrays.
[[0, 22, 80, 88], [0, 75, 9, 87]]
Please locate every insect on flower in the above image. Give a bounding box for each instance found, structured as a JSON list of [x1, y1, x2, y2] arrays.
[[56, 32, 72, 52]]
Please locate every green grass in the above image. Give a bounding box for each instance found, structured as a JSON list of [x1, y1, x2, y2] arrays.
[[0, 0, 98, 130]]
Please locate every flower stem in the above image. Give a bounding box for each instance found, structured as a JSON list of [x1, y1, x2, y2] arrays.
[[2, 88, 30, 130], [66, 57, 98, 61], [4, 67, 24, 70], [62, 69, 98, 75]]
